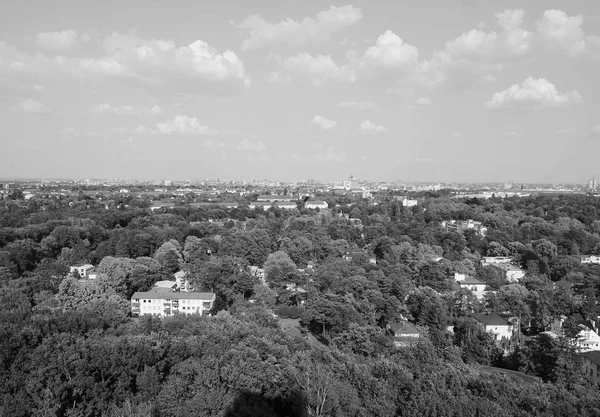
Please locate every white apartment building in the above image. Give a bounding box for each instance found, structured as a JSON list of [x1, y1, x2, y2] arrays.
[[131, 290, 216, 317], [481, 256, 513, 266], [305, 200, 328, 209], [581, 255, 600, 265]]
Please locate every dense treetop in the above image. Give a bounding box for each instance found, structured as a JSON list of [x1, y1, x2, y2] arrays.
[[1, 191, 600, 416]]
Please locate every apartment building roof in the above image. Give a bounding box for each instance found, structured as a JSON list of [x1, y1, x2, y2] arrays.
[[132, 290, 215, 301]]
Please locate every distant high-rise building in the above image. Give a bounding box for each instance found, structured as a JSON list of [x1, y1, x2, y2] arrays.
[[164, 180, 172, 187], [588, 178, 597, 190]]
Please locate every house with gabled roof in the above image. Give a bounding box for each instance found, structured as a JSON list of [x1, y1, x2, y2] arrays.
[[472, 313, 513, 341], [582, 351, 600, 383], [454, 273, 487, 300], [564, 319, 600, 352], [69, 264, 94, 278], [389, 321, 420, 347]]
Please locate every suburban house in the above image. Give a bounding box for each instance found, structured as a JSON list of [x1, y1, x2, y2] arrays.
[[274, 202, 298, 210], [304, 200, 328, 210], [565, 320, 600, 352], [394, 196, 418, 207], [151, 270, 193, 293], [441, 219, 487, 236], [343, 250, 377, 264], [131, 289, 216, 317], [503, 265, 526, 282], [581, 255, 600, 265], [389, 321, 420, 347], [70, 264, 94, 278], [481, 256, 513, 266], [150, 201, 176, 211], [582, 351, 600, 384], [256, 195, 297, 203], [454, 273, 487, 300], [472, 313, 513, 341], [481, 258, 526, 282]]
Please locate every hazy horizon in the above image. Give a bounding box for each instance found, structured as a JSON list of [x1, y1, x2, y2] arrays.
[[2, 0, 599, 183]]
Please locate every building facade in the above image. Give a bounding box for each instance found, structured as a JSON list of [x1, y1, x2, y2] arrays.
[[131, 290, 216, 317], [582, 351, 600, 384], [70, 264, 94, 278], [472, 313, 513, 341]]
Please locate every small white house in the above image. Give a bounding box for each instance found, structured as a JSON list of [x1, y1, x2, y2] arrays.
[[305, 200, 328, 210], [572, 320, 600, 352], [472, 313, 513, 341], [70, 264, 94, 278], [504, 266, 526, 282], [454, 273, 487, 300], [481, 256, 513, 266]]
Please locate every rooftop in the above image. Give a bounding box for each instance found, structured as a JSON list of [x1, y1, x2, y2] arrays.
[[390, 322, 420, 335], [459, 276, 486, 285], [582, 351, 600, 366], [472, 313, 509, 326], [132, 289, 215, 301]]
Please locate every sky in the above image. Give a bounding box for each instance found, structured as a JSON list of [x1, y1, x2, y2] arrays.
[[1, 0, 599, 183]]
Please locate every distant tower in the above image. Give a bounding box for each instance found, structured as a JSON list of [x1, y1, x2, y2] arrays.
[[588, 178, 596, 190]]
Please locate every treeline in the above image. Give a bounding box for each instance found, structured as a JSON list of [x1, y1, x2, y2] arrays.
[[1, 193, 600, 415]]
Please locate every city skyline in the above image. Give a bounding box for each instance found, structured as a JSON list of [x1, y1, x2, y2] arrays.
[[1, 0, 599, 182]]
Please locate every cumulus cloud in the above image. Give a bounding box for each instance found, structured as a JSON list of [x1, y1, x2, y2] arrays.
[[91, 103, 164, 115], [362, 30, 419, 71], [1, 33, 250, 90], [10, 99, 50, 113], [536, 10, 587, 56], [274, 53, 356, 84], [415, 97, 433, 107], [35, 30, 86, 51], [360, 120, 386, 134], [233, 5, 362, 50], [485, 77, 583, 109], [417, 9, 533, 88], [311, 115, 337, 130], [100, 32, 250, 86], [448, 10, 533, 57], [337, 100, 376, 111], [133, 115, 210, 135], [155, 115, 209, 135]]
